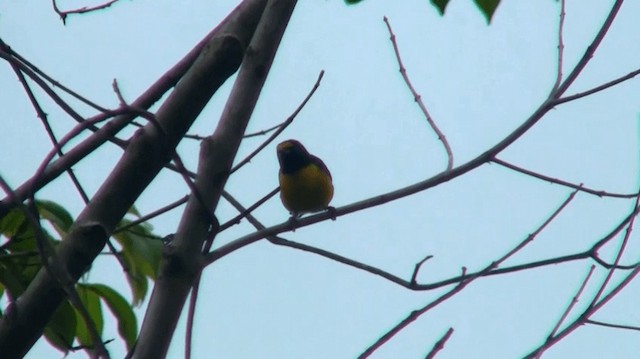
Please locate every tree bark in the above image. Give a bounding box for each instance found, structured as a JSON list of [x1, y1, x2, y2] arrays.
[[131, 0, 298, 358]]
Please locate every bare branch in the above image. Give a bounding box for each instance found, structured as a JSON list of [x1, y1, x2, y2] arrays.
[[524, 266, 640, 358], [205, 0, 626, 269], [52, 0, 122, 24], [358, 268, 467, 359], [492, 157, 638, 198], [425, 328, 454, 359], [10, 62, 91, 204], [589, 194, 640, 306], [243, 120, 287, 138], [383, 16, 454, 171], [230, 70, 325, 173], [411, 255, 433, 285], [554, 67, 640, 105], [550, 0, 566, 93], [218, 188, 280, 232], [552, 0, 624, 98], [359, 188, 579, 357], [0, 38, 108, 112], [547, 265, 596, 339], [0, 1, 253, 217], [114, 196, 189, 234], [586, 319, 640, 332], [207, 189, 640, 293]]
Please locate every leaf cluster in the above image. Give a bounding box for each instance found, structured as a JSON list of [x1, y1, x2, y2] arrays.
[[0, 200, 161, 355]]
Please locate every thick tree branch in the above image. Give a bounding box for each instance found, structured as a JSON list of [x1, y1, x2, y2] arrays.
[[0, 0, 265, 219], [0, 4, 254, 355], [131, 1, 297, 357]]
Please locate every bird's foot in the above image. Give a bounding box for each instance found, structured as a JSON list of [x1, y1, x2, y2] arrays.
[[326, 206, 337, 221], [287, 214, 300, 231]]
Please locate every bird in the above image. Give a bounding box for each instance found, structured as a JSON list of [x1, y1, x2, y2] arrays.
[[277, 139, 334, 218]]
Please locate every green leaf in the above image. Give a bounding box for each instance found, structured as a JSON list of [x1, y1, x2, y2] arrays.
[[86, 284, 138, 349], [0, 248, 43, 298], [0, 207, 27, 236], [127, 205, 142, 218], [0, 208, 37, 252], [116, 221, 162, 279], [44, 300, 77, 355], [0, 201, 61, 254], [75, 285, 104, 348], [344, 0, 364, 4], [474, 0, 500, 23], [430, 0, 449, 15], [124, 268, 148, 307], [36, 200, 73, 236], [113, 220, 162, 305]]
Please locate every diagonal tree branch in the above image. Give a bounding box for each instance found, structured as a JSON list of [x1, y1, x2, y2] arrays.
[[131, 1, 297, 357], [0, 0, 267, 219], [203, 0, 625, 267]]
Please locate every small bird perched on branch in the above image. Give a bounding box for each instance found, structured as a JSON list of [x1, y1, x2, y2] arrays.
[[277, 139, 334, 218]]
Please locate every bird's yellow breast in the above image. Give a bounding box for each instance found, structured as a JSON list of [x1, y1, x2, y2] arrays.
[[279, 163, 334, 215]]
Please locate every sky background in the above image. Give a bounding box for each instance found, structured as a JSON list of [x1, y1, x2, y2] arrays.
[[1, 0, 640, 358]]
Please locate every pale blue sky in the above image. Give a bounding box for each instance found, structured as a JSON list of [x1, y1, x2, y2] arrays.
[[2, 0, 640, 358]]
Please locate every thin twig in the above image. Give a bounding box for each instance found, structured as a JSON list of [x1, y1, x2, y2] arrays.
[[547, 265, 596, 339], [113, 196, 189, 234], [230, 70, 325, 174], [359, 188, 579, 358], [383, 16, 454, 171], [0, 48, 108, 122], [0, 15, 223, 215], [0, 39, 108, 112], [218, 188, 280, 233], [112, 79, 128, 106], [524, 266, 640, 358], [171, 153, 217, 228], [30, 108, 137, 188], [411, 255, 433, 285], [358, 268, 468, 359], [554, 67, 640, 106], [589, 195, 640, 307], [11, 61, 131, 277], [550, 0, 566, 93], [52, 0, 122, 24], [492, 157, 637, 198], [586, 319, 640, 332], [10, 63, 91, 204], [243, 120, 287, 138], [186, 119, 289, 141], [552, 0, 624, 98], [425, 327, 454, 359]]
